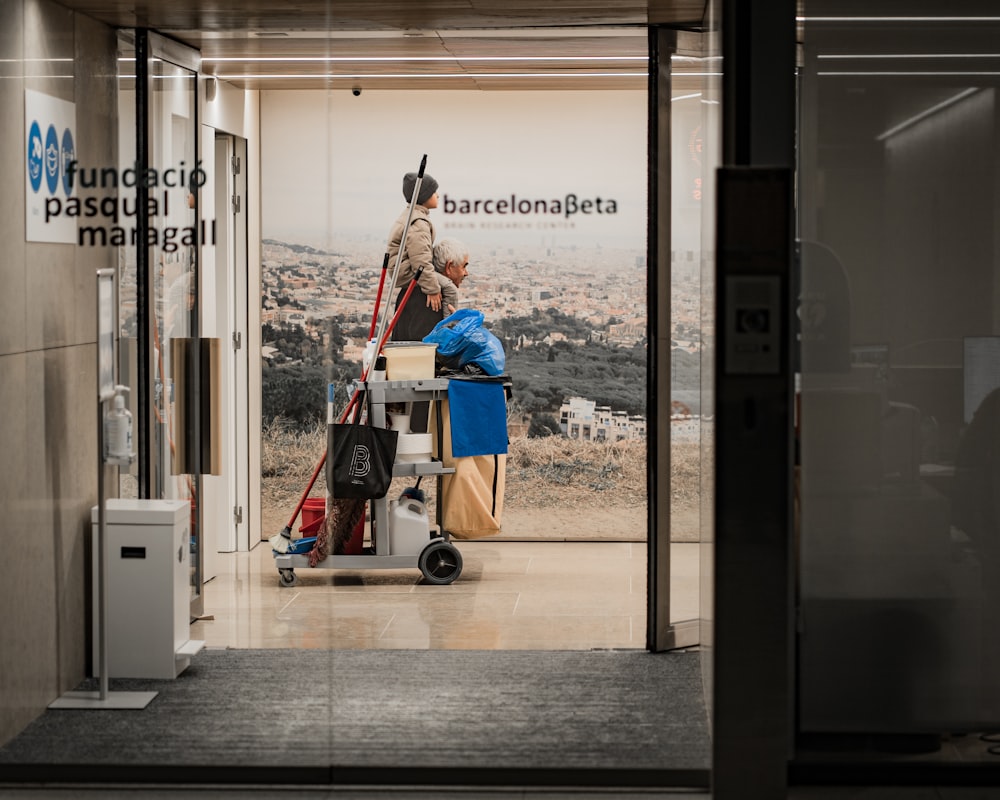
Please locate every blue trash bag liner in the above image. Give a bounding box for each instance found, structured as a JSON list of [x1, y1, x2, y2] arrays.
[[423, 309, 505, 376]]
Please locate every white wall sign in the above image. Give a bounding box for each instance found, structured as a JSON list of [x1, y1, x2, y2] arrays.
[[25, 89, 77, 244], [260, 90, 647, 250]]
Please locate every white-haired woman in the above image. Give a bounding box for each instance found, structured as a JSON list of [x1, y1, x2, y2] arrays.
[[430, 237, 470, 316], [392, 236, 469, 343]]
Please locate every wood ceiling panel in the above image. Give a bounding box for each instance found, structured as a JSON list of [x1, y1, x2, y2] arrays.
[[56, 0, 705, 31], [56, 0, 707, 90]]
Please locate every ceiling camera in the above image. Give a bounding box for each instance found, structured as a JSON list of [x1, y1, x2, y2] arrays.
[[352, 87, 361, 97]]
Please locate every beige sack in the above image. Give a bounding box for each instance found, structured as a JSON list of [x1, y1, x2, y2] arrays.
[[432, 398, 506, 539]]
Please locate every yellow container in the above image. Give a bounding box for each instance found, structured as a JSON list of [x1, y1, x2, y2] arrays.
[[382, 342, 437, 380]]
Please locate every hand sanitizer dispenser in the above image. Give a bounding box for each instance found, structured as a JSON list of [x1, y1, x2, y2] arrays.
[[104, 385, 134, 465]]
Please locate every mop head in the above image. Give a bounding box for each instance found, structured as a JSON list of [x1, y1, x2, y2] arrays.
[[269, 525, 293, 553]]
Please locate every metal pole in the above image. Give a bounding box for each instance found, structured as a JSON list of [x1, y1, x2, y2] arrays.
[[375, 154, 427, 346], [95, 269, 112, 700], [96, 402, 109, 700], [135, 30, 151, 499]]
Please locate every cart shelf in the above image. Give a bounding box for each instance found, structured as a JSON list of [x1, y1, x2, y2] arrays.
[[273, 375, 463, 587]]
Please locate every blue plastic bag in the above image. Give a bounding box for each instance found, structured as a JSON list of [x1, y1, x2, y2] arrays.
[[280, 536, 318, 555], [423, 309, 505, 376]]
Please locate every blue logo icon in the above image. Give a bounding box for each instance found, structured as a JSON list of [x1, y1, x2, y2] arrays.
[[44, 124, 59, 194], [61, 128, 75, 196], [27, 121, 43, 193]]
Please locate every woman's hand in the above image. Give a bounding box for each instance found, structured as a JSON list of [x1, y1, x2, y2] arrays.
[[427, 292, 442, 312]]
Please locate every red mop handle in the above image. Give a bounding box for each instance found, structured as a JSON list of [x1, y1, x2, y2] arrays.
[[367, 252, 390, 342], [283, 380, 371, 528], [375, 267, 423, 354], [340, 267, 424, 419], [285, 453, 327, 527], [284, 267, 427, 529]]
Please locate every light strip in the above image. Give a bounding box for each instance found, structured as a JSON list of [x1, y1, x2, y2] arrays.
[[672, 92, 702, 101], [204, 55, 648, 63], [819, 53, 1000, 59], [214, 72, 649, 79], [875, 88, 978, 141], [819, 71, 1000, 76], [799, 16, 1000, 22]]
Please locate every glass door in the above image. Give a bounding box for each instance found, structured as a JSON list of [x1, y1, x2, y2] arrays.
[[149, 34, 203, 616], [796, 3, 1000, 738], [648, 27, 719, 651], [123, 31, 205, 617]]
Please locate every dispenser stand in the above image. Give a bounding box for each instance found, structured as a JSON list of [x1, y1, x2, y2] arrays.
[[50, 269, 156, 710]]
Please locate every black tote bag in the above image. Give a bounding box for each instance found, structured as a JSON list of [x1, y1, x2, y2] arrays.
[[329, 390, 398, 499]]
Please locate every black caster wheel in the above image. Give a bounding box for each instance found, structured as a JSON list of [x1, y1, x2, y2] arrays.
[[278, 568, 298, 588], [418, 541, 463, 585]]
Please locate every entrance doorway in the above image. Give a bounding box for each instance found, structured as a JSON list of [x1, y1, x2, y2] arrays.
[[194, 27, 713, 655], [200, 132, 251, 570]]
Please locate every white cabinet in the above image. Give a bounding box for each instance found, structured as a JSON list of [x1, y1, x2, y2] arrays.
[[92, 498, 204, 679]]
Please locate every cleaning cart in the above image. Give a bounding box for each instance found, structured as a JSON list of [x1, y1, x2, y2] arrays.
[[272, 374, 464, 586]]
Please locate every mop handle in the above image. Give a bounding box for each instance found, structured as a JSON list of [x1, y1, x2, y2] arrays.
[[376, 154, 427, 346], [366, 252, 390, 342], [372, 267, 423, 357], [327, 268, 425, 440], [285, 451, 327, 527]]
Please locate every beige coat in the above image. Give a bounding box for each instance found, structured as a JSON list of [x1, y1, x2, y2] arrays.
[[386, 205, 439, 297]]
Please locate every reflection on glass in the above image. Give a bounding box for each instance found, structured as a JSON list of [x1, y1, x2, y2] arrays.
[[148, 55, 201, 607], [797, 3, 1000, 740], [117, 33, 138, 500]]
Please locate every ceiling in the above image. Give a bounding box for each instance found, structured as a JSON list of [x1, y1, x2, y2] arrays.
[[56, 0, 710, 91]]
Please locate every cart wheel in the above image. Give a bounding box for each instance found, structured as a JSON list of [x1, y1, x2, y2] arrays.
[[418, 541, 463, 585], [278, 568, 298, 588]]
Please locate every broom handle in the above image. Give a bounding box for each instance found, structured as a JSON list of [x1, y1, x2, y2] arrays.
[[283, 269, 424, 530], [373, 267, 422, 357], [377, 154, 427, 347], [366, 252, 390, 342]]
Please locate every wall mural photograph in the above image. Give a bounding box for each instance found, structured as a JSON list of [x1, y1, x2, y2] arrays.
[[259, 88, 701, 543]]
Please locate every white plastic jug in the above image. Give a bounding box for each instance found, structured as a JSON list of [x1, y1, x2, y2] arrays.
[[389, 498, 430, 556]]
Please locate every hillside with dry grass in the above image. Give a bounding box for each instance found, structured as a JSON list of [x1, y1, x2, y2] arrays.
[[260, 419, 702, 542]]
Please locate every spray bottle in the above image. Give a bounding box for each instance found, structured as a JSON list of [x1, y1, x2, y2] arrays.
[[104, 384, 134, 465]]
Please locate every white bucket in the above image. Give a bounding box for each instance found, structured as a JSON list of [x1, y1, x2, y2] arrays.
[[395, 432, 432, 463], [387, 412, 411, 434]]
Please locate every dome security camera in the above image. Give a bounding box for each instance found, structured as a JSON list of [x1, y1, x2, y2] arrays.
[[352, 87, 362, 97]]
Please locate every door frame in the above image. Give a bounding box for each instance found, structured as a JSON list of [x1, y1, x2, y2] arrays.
[[647, 26, 702, 652], [204, 130, 251, 554]]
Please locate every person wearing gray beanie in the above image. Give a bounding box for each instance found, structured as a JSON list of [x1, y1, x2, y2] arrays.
[[384, 169, 442, 326], [402, 171, 439, 206]]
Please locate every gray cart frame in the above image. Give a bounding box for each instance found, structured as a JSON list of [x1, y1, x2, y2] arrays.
[[273, 377, 463, 586]]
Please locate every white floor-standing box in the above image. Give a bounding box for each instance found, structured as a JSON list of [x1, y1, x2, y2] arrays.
[[92, 498, 204, 679]]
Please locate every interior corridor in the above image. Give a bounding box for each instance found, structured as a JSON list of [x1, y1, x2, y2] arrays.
[[192, 540, 700, 651]]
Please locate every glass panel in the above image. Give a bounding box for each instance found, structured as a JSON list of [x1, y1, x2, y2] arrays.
[[116, 32, 138, 499], [670, 40, 719, 627], [797, 3, 1000, 737], [671, 62, 705, 563], [148, 53, 201, 606], [258, 79, 650, 653]]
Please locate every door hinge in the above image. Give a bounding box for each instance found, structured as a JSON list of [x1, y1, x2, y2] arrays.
[[233, 505, 243, 525], [231, 155, 241, 176], [232, 194, 241, 214], [232, 331, 242, 350]]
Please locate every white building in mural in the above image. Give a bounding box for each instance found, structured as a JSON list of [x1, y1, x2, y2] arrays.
[[559, 396, 646, 442]]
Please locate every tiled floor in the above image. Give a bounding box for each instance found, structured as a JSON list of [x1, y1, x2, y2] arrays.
[[191, 540, 700, 651]]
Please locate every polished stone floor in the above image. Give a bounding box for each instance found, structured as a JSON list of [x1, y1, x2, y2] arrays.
[[191, 540, 700, 651]]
